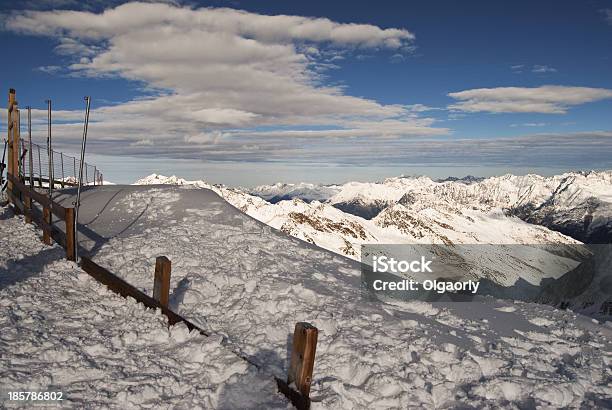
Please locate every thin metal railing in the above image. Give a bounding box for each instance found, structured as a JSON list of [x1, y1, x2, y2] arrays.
[[18, 140, 102, 187]]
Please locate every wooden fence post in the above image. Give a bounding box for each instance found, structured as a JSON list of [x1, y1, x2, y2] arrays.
[[65, 207, 75, 261], [42, 205, 51, 245], [288, 322, 318, 398], [153, 256, 171, 308], [24, 192, 32, 224], [7, 89, 16, 200]]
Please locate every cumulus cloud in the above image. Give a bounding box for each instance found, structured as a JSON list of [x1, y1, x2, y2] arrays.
[[448, 85, 612, 114], [1, 2, 442, 156], [4, 3, 414, 47]]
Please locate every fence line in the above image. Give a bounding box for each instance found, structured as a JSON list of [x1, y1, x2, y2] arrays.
[[19, 140, 102, 187], [7, 174, 76, 260], [5, 88, 318, 408], [7, 172, 317, 409]]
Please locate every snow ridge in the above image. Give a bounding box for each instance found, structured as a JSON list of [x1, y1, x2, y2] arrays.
[[133, 173, 592, 293], [37, 185, 612, 408]]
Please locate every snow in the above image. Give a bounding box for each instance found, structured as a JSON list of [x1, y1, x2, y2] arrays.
[[0, 206, 290, 409], [134, 174, 587, 292], [249, 171, 612, 212], [250, 182, 339, 203], [248, 171, 612, 226], [39, 184, 612, 408], [251, 171, 612, 244]]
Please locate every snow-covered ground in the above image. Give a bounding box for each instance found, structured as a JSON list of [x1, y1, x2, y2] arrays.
[[35, 184, 612, 408], [132, 174, 593, 295], [0, 206, 290, 409]]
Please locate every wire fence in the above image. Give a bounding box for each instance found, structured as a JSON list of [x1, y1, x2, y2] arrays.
[[18, 140, 102, 187]]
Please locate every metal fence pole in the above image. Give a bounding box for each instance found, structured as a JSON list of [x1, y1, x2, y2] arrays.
[[60, 152, 65, 188], [27, 106, 33, 188], [37, 144, 42, 187], [75, 96, 91, 262], [16, 108, 21, 178], [46, 99, 54, 195]]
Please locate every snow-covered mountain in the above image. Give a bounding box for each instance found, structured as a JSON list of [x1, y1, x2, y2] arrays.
[[133, 173, 600, 301], [251, 182, 339, 204], [251, 171, 612, 244], [135, 173, 584, 252]]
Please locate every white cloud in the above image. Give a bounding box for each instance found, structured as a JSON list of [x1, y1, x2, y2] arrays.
[[405, 104, 441, 112], [390, 53, 405, 63], [532, 65, 557, 73], [4, 3, 414, 46], [511, 64, 557, 74], [34, 65, 62, 74], [510, 122, 548, 127], [2, 2, 444, 155], [448, 85, 612, 114], [602, 9, 612, 25]]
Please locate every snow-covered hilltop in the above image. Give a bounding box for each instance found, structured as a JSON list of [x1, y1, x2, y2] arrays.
[[27, 184, 612, 408], [0, 205, 289, 409], [137, 172, 612, 257], [133, 172, 611, 305], [2, 179, 610, 408]]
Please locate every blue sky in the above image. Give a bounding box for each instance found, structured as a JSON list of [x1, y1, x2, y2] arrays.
[[1, 0, 612, 185]]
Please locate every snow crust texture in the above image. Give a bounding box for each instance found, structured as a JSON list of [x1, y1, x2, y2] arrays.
[[52, 184, 612, 409], [0, 206, 290, 409]]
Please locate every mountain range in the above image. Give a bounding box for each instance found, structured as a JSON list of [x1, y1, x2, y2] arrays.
[[134, 171, 611, 313]]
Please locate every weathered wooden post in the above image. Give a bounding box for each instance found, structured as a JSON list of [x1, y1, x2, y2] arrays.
[[65, 207, 75, 261], [288, 322, 318, 399], [153, 256, 171, 308], [6, 89, 16, 200], [24, 192, 32, 224], [42, 205, 51, 245], [6, 89, 21, 209]]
